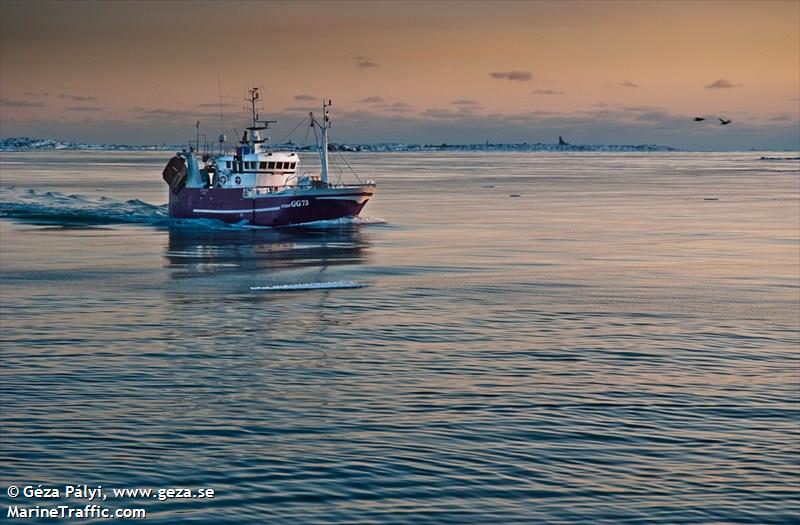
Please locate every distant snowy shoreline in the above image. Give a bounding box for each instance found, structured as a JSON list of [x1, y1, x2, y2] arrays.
[[0, 137, 175, 151], [1, 136, 681, 153], [3, 137, 798, 154]]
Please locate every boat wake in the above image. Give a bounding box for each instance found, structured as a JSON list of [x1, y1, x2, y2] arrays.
[[0, 188, 169, 226], [0, 188, 385, 230], [250, 280, 368, 291]]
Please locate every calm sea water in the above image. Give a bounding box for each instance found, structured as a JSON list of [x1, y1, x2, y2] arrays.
[[1, 151, 798, 524]]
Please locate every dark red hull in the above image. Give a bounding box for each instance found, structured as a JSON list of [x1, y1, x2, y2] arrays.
[[168, 185, 375, 226]]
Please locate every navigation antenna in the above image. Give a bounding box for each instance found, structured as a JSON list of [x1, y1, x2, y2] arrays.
[[217, 73, 226, 154], [246, 87, 261, 129], [242, 87, 277, 149]]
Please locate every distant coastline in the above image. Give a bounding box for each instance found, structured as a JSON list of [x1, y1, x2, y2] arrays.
[[3, 137, 798, 154], [1, 136, 680, 153]]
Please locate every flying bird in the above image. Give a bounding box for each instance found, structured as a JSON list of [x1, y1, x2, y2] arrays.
[[693, 117, 706, 122], [719, 117, 732, 125]]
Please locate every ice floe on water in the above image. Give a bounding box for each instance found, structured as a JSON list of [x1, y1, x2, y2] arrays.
[[250, 281, 368, 291], [289, 216, 387, 228]]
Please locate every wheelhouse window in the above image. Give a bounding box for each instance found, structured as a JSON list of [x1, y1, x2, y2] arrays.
[[260, 161, 267, 170], [289, 162, 296, 169], [267, 161, 276, 170]]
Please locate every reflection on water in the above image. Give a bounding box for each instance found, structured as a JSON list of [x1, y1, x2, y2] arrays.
[[164, 225, 371, 278]]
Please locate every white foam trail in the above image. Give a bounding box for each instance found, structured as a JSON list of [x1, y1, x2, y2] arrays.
[[290, 216, 388, 228], [250, 280, 368, 291]]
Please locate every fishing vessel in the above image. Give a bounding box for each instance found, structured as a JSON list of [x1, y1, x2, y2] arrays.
[[162, 88, 376, 227]]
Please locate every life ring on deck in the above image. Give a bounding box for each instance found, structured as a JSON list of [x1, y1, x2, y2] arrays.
[[234, 176, 242, 185], [219, 175, 227, 185]]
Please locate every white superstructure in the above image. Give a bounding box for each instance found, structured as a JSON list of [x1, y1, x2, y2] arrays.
[[204, 87, 323, 191]]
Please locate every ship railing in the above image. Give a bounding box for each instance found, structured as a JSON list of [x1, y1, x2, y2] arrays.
[[243, 185, 306, 198], [243, 180, 374, 198], [243, 186, 279, 198]]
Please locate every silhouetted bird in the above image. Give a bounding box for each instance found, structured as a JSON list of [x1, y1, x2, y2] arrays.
[[693, 117, 706, 122], [719, 117, 732, 125]]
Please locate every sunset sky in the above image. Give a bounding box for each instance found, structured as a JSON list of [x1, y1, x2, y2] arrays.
[[1, 0, 798, 149]]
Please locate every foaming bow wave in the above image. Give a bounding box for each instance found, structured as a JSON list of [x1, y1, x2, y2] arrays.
[[0, 188, 168, 226]]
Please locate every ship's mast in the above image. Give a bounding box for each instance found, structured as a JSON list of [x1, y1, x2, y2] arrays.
[[249, 87, 258, 130], [244, 87, 276, 152], [246, 87, 259, 150], [312, 99, 332, 184]]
